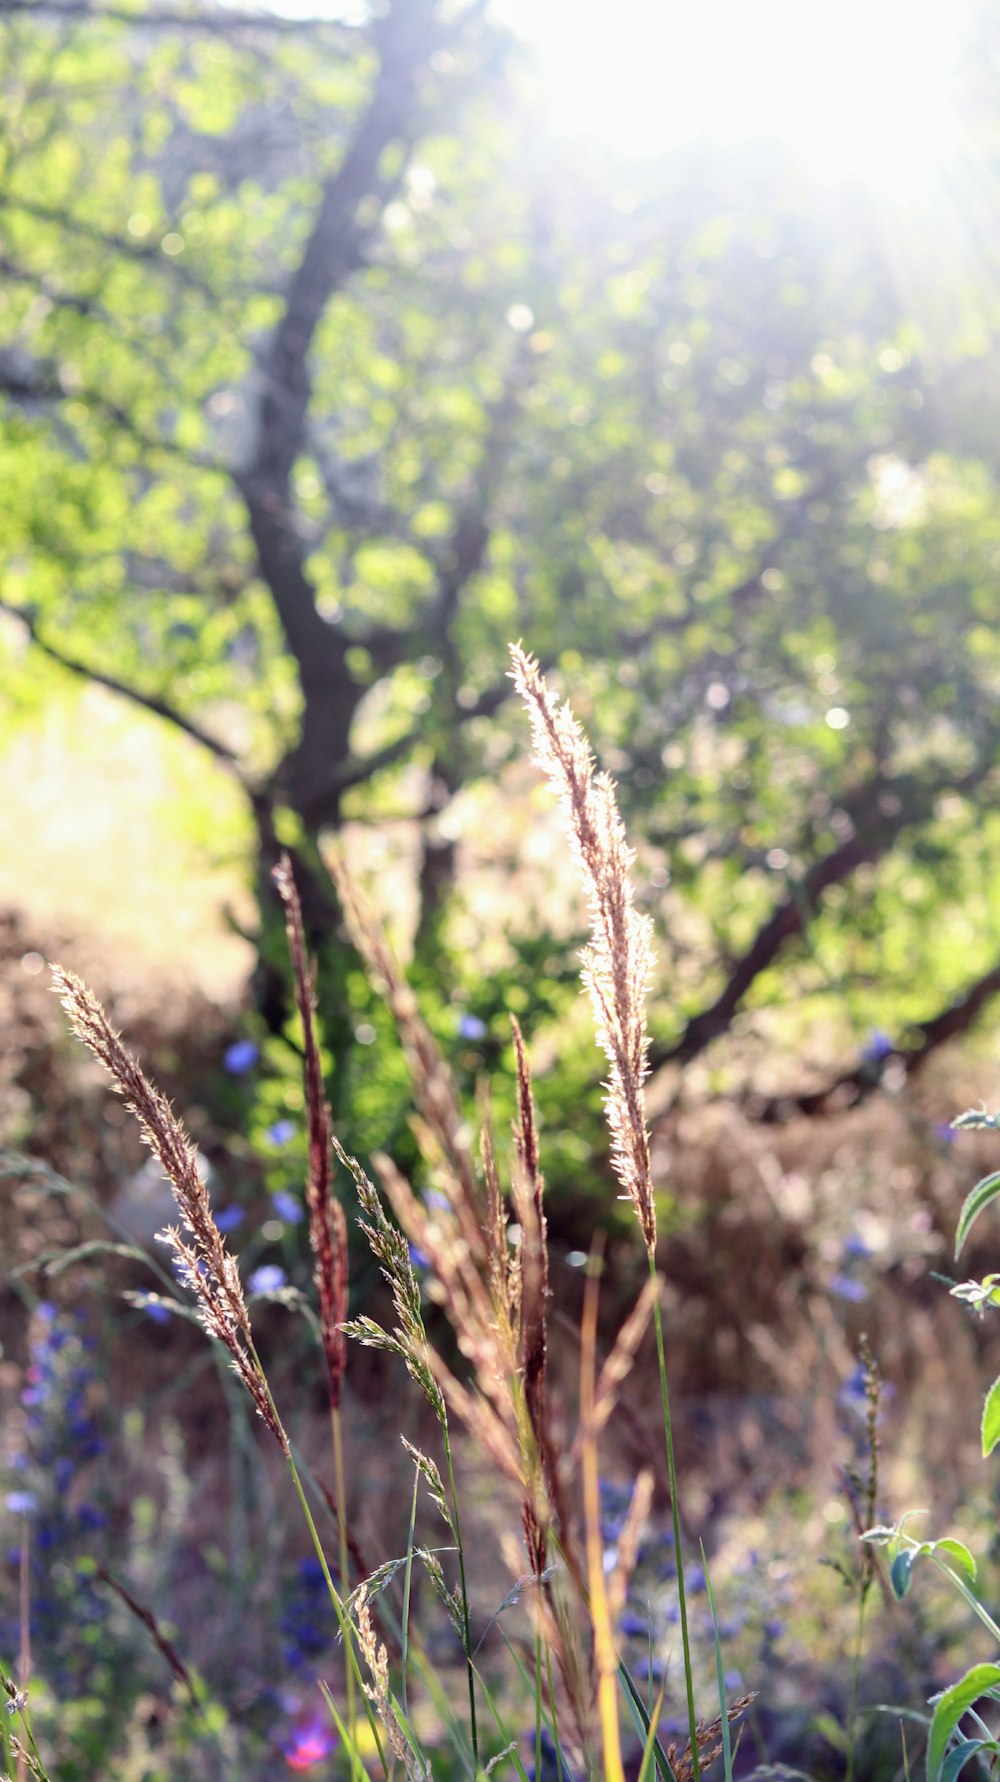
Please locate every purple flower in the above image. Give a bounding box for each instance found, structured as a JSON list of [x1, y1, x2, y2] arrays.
[[933, 1122, 957, 1145], [215, 1204, 245, 1232], [830, 1273, 869, 1304], [133, 1294, 173, 1325], [281, 1712, 338, 1771], [861, 1029, 893, 1063], [267, 1119, 297, 1146], [272, 1191, 304, 1225], [458, 1013, 487, 1041], [408, 1244, 431, 1271], [223, 1039, 259, 1074], [5, 1492, 36, 1516], [842, 1232, 873, 1260], [249, 1265, 287, 1294], [424, 1189, 451, 1213]]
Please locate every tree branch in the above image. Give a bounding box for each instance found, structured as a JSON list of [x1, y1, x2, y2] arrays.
[[0, 196, 216, 296], [1, 595, 244, 772], [650, 765, 993, 1072], [0, 352, 226, 475], [746, 951, 1000, 1122]]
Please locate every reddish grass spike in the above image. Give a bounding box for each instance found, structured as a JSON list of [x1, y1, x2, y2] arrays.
[[273, 856, 347, 1409], [51, 964, 286, 1452]]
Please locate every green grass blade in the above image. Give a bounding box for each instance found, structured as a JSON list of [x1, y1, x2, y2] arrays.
[[701, 1541, 734, 1782]]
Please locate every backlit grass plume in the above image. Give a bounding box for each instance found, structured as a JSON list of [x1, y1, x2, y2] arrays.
[[509, 644, 657, 1253], [50, 966, 286, 1453], [510, 643, 705, 1777]]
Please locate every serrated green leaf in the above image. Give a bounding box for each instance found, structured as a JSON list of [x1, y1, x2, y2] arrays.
[[891, 1550, 915, 1599], [927, 1665, 1000, 1782], [933, 1540, 977, 1584], [955, 1173, 1000, 1260], [983, 1379, 1000, 1458]]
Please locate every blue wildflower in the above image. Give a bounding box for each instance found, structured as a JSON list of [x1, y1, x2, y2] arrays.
[[842, 1232, 873, 1259], [272, 1191, 305, 1225], [215, 1203, 245, 1232], [249, 1265, 288, 1294], [267, 1119, 297, 1146], [830, 1274, 869, 1304], [408, 1244, 431, 1272], [861, 1029, 893, 1063], [280, 1557, 335, 1674], [4, 1492, 36, 1516], [933, 1122, 957, 1145], [132, 1294, 173, 1325], [223, 1039, 259, 1074], [458, 1013, 488, 1041]]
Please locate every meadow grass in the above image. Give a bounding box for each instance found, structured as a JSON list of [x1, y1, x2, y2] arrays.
[[6, 647, 1000, 1782]]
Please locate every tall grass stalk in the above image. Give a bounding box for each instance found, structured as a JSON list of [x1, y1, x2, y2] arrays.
[[581, 1265, 626, 1782], [45, 641, 750, 1780], [511, 643, 703, 1775], [650, 1266, 701, 1782]]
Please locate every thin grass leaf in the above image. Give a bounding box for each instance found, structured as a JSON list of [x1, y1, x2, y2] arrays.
[[401, 1461, 420, 1718], [701, 1542, 735, 1782], [468, 1657, 534, 1782], [637, 1686, 667, 1782], [617, 1660, 678, 1782]]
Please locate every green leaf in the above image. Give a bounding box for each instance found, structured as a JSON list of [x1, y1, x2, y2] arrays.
[[955, 1172, 1000, 1260], [891, 1550, 916, 1599], [941, 1740, 997, 1782], [926, 1665, 1000, 1782], [983, 1379, 1000, 1458], [933, 1540, 977, 1584]]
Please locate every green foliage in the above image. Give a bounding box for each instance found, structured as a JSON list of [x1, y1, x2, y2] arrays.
[[6, 0, 1000, 1123]]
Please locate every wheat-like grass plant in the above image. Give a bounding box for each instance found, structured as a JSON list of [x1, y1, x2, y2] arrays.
[[38, 644, 763, 1782], [51, 966, 287, 1455]]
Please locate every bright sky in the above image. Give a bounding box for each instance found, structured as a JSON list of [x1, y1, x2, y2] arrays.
[[495, 0, 972, 193]]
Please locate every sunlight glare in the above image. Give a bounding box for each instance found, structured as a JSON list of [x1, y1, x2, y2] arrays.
[[497, 0, 970, 191]]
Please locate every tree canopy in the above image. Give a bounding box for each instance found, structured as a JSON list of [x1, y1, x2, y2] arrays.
[[4, 0, 1000, 1138]]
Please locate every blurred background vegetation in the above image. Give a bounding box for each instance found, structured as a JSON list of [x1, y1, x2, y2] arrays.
[[6, 0, 1000, 1775]]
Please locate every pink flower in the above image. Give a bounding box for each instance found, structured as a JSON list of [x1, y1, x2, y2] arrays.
[[282, 1713, 337, 1772]]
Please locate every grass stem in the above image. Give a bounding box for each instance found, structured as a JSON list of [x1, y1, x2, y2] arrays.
[[441, 1418, 480, 1771], [649, 1252, 700, 1782]]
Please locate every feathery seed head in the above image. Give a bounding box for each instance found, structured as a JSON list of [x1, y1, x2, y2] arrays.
[[51, 966, 286, 1452], [508, 646, 657, 1251]]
